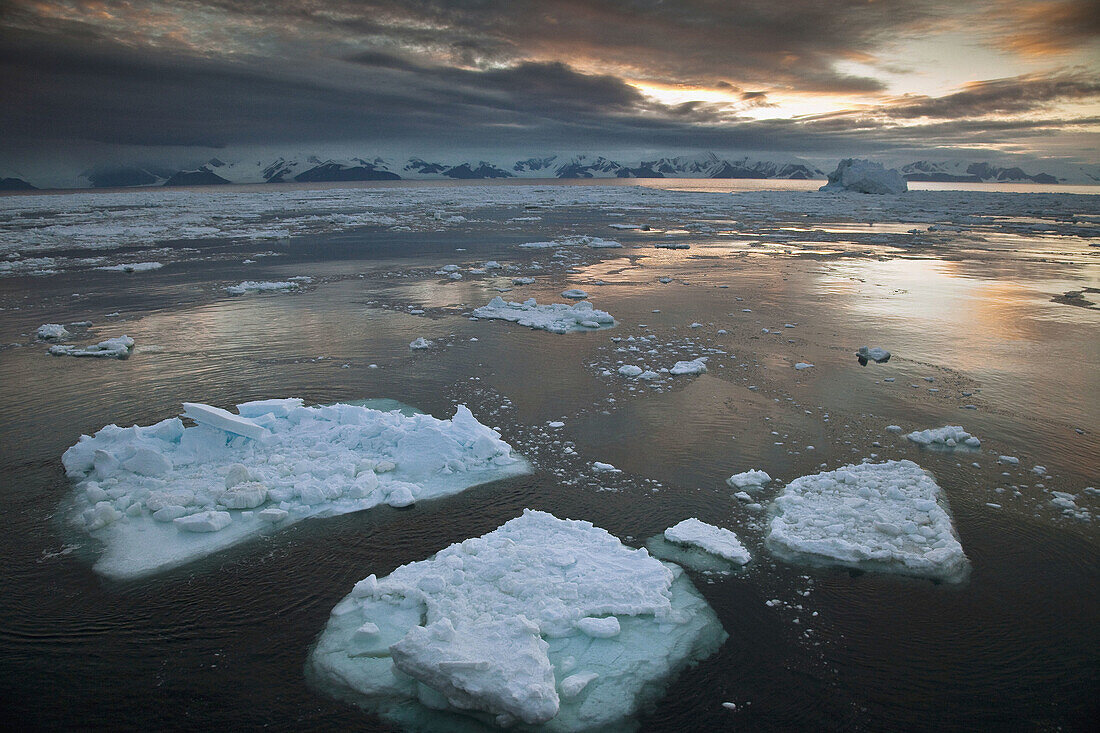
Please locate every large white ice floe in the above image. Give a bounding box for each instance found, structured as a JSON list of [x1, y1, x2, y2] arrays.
[[307, 510, 727, 731], [49, 335, 134, 359], [472, 296, 616, 334], [819, 159, 908, 195], [61, 399, 530, 579], [766, 460, 968, 581], [664, 519, 751, 565], [905, 426, 980, 450]]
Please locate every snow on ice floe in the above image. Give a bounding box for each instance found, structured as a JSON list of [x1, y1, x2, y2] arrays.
[[766, 460, 968, 581], [49, 335, 134, 359], [472, 296, 616, 334], [61, 399, 530, 579], [225, 280, 302, 295], [819, 159, 908, 195], [905, 426, 980, 450], [307, 510, 727, 731], [664, 519, 751, 565]]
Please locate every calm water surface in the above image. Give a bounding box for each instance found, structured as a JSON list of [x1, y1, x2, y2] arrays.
[[0, 181, 1097, 731]]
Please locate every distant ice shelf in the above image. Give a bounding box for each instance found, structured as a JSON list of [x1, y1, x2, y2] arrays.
[[307, 510, 726, 731], [61, 398, 530, 579]]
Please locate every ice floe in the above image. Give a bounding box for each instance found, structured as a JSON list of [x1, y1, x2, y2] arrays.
[[766, 460, 968, 580], [669, 357, 708, 375], [664, 519, 751, 565], [819, 159, 908, 195], [308, 510, 726, 731], [856, 346, 891, 364], [95, 261, 164, 273], [49, 335, 134, 359], [561, 289, 589, 299], [472, 296, 616, 334], [905, 426, 981, 450], [409, 337, 432, 350], [225, 280, 301, 295], [36, 323, 70, 340], [726, 470, 771, 491], [61, 399, 529, 579]]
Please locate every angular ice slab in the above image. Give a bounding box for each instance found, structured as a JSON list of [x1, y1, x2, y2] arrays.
[[766, 460, 968, 581], [472, 296, 616, 334], [61, 399, 530, 579], [664, 519, 751, 565], [308, 510, 726, 731]]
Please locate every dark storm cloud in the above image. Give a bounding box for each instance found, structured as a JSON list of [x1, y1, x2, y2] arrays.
[[0, 0, 1097, 171], [991, 0, 1100, 56]]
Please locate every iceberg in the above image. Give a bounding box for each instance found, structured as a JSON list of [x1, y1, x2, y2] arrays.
[[61, 399, 530, 579], [766, 460, 968, 580], [819, 159, 908, 195], [308, 510, 727, 731], [472, 297, 616, 334]]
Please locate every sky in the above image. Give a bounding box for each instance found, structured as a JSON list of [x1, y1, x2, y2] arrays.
[[1, 0, 1098, 181]]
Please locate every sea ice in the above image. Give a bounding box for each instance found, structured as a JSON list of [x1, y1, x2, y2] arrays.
[[669, 357, 707, 375], [225, 280, 300, 295], [766, 460, 968, 580], [726, 470, 771, 491], [409, 337, 432, 350], [61, 399, 530, 579], [472, 297, 616, 334], [905, 426, 981, 450], [307, 510, 727, 731], [49, 335, 134, 359], [794, 362, 814, 370], [856, 346, 891, 364], [95, 261, 164, 273], [36, 323, 70, 340], [561, 289, 589, 299], [819, 159, 908, 195], [664, 519, 751, 565]]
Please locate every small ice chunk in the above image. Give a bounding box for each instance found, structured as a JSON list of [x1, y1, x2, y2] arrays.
[[575, 616, 621, 638], [727, 470, 771, 490], [592, 461, 620, 473], [998, 455, 1020, 465], [36, 323, 70, 340], [559, 671, 598, 698], [670, 357, 707, 376], [257, 507, 289, 523], [618, 365, 644, 377], [174, 511, 231, 533], [856, 346, 891, 364], [182, 402, 270, 440], [794, 362, 814, 370], [409, 337, 432, 350], [560, 289, 588, 299], [905, 426, 980, 450], [664, 518, 751, 564], [225, 280, 299, 295], [49, 335, 134, 359]]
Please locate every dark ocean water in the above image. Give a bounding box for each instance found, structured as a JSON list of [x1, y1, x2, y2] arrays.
[[0, 184, 1097, 731]]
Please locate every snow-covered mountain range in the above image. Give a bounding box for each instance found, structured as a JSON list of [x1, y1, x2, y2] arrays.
[[2, 153, 1094, 190]]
